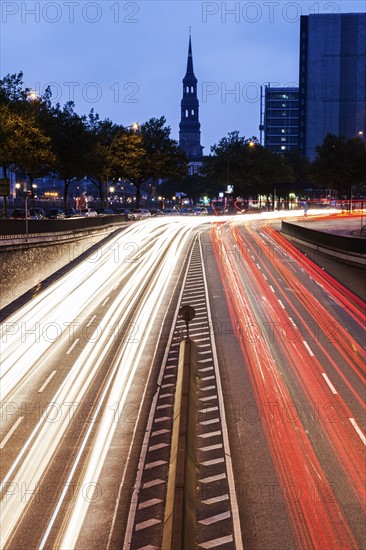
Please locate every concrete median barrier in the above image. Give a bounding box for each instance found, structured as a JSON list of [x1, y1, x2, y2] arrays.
[[162, 338, 198, 550]]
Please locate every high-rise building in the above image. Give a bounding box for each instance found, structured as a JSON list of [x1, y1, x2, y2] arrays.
[[179, 34, 204, 175], [263, 85, 299, 153], [299, 13, 366, 159]]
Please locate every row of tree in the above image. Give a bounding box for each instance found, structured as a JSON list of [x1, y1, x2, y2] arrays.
[[0, 72, 187, 210], [1, 72, 366, 211], [159, 131, 366, 205]]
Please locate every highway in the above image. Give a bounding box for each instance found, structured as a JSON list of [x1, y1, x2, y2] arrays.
[[207, 218, 365, 549], [0, 212, 365, 549]]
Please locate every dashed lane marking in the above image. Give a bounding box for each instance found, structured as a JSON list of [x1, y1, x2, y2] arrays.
[[0, 416, 24, 449]]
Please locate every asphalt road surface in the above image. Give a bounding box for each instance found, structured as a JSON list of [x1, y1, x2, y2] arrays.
[[0, 212, 364, 549]]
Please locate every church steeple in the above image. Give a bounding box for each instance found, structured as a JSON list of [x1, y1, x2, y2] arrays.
[[185, 35, 195, 80], [179, 32, 203, 170]]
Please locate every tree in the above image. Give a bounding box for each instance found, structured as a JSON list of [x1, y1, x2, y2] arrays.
[[46, 102, 91, 207], [115, 117, 187, 207], [0, 72, 29, 110], [15, 113, 55, 206], [204, 132, 294, 203], [312, 134, 366, 198]]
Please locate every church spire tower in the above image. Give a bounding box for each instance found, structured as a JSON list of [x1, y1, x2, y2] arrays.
[[179, 31, 204, 173]]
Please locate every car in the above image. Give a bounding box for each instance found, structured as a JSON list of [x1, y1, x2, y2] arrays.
[[149, 209, 164, 217], [10, 208, 29, 219], [128, 208, 152, 220], [97, 208, 115, 216], [199, 207, 208, 215], [193, 207, 203, 215], [29, 207, 45, 219], [64, 207, 80, 218], [115, 208, 131, 216], [45, 208, 66, 219], [212, 205, 228, 215], [162, 208, 180, 216], [81, 208, 98, 217], [180, 208, 194, 215]]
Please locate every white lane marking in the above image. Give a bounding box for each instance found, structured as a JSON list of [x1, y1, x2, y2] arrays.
[[269, 285, 275, 293], [202, 494, 229, 505], [156, 404, 172, 410], [262, 273, 267, 280], [349, 418, 366, 446], [199, 395, 218, 402], [199, 443, 223, 452], [145, 460, 167, 470], [148, 443, 169, 452], [200, 418, 220, 426], [143, 479, 165, 489], [38, 370, 57, 393], [102, 297, 110, 307], [199, 406, 218, 414], [135, 518, 161, 531], [289, 317, 297, 328], [198, 430, 222, 439], [198, 367, 214, 373], [199, 472, 227, 483], [86, 314, 96, 328], [256, 263, 261, 270], [138, 498, 162, 510], [199, 535, 234, 549], [0, 417, 23, 449], [151, 429, 170, 437], [153, 416, 170, 423], [65, 338, 79, 355], [199, 511, 231, 525], [303, 340, 314, 356], [201, 457, 225, 467], [321, 373, 338, 395], [278, 300, 285, 309]]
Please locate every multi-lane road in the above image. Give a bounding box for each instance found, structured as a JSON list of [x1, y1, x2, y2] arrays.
[[0, 213, 365, 549]]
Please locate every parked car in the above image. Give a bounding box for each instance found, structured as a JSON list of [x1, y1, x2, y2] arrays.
[[149, 209, 164, 216], [115, 208, 130, 216], [128, 208, 151, 220], [97, 208, 115, 216], [64, 207, 80, 218], [81, 208, 98, 217], [29, 207, 45, 219], [193, 206, 208, 215], [10, 208, 29, 219], [162, 208, 180, 216], [180, 208, 194, 215], [45, 208, 66, 219]]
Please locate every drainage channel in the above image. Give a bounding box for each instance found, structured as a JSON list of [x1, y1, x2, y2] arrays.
[[123, 235, 242, 550]]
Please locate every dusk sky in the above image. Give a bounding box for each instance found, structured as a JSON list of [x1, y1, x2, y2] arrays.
[[1, 0, 365, 152]]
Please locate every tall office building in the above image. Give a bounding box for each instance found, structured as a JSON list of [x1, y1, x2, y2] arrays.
[[179, 34, 204, 175], [299, 13, 366, 159], [263, 86, 299, 153]]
